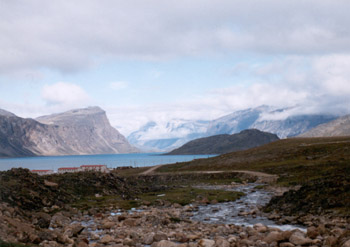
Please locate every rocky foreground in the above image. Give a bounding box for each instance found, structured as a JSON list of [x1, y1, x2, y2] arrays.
[[1, 200, 350, 247], [0, 169, 350, 247]]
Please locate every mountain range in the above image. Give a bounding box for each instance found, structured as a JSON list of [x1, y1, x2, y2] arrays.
[[128, 106, 338, 152], [0, 107, 137, 157], [167, 129, 279, 155]]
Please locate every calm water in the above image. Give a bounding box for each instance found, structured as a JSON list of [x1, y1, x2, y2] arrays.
[[0, 153, 216, 171]]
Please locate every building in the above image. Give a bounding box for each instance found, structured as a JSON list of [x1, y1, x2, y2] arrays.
[[80, 164, 109, 173], [31, 169, 54, 175], [57, 167, 79, 174]]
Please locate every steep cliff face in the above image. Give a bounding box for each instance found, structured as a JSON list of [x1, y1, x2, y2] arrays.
[[0, 107, 137, 157], [35, 107, 138, 155], [0, 116, 37, 157], [298, 115, 350, 137]]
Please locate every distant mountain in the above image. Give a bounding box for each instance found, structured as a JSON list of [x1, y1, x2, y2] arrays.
[[0, 108, 16, 117], [0, 115, 38, 157], [207, 106, 337, 138], [298, 115, 350, 137], [167, 129, 279, 155], [129, 106, 337, 152], [0, 107, 137, 157], [127, 120, 209, 152]]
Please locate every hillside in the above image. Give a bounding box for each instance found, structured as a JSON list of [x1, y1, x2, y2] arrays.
[[167, 129, 279, 155], [159, 136, 350, 215], [298, 114, 350, 137], [0, 107, 137, 157]]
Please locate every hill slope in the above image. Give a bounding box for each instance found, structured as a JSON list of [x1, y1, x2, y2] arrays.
[[159, 136, 350, 216], [298, 114, 350, 137], [167, 129, 279, 155]]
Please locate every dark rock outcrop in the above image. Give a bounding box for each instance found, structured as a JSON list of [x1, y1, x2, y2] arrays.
[[167, 129, 279, 155]]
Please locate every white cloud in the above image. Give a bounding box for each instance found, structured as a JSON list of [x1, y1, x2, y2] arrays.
[[41, 82, 90, 107], [109, 81, 128, 90], [1, 0, 350, 74]]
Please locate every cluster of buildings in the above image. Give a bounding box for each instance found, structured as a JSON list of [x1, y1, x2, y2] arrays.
[[31, 164, 109, 175]]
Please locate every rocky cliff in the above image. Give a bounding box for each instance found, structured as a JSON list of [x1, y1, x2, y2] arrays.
[[167, 129, 279, 155], [298, 115, 350, 137], [0, 107, 137, 157]]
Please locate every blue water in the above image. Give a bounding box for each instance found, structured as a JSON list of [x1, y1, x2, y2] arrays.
[[0, 153, 216, 171]]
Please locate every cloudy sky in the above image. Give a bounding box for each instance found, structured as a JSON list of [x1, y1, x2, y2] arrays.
[[1, 0, 350, 135]]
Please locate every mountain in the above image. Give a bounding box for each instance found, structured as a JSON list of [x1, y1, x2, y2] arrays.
[[298, 115, 350, 137], [0, 108, 16, 117], [129, 106, 337, 152], [0, 115, 38, 157], [127, 119, 209, 152], [36, 106, 138, 155], [207, 106, 337, 138], [0, 107, 137, 157], [167, 129, 279, 155]]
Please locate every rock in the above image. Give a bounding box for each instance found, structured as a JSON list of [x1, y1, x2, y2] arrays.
[[44, 180, 58, 187], [123, 218, 138, 227], [100, 234, 114, 244], [254, 223, 267, 233], [156, 240, 180, 247], [102, 220, 116, 229], [343, 239, 350, 247], [307, 226, 319, 239], [33, 212, 52, 228], [289, 231, 313, 245], [279, 243, 295, 247], [39, 240, 60, 247], [187, 234, 201, 241], [50, 214, 70, 228], [215, 238, 230, 247], [63, 223, 84, 237], [123, 237, 136, 246], [143, 233, 155, 245], [175, 232, 189, 243], [153, 232, 168, 242], [263, 231, 284, 244], [198, 239, 215, 247], [325, 235, 337, 246], [76, 240, 89, 247]]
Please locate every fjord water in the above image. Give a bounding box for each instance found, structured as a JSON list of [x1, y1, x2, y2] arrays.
[[0, 153, 215, 171]]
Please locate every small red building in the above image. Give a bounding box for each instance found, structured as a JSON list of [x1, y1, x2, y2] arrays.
[[57, 167, 79, 174], [80, 164, 108, 173]]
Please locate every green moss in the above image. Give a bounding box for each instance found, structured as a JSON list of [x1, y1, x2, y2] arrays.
[[139, 187, 244, 206], [71, 186, 244, 210]]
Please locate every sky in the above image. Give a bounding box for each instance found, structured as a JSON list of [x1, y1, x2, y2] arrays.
[[1, 0, 350, 136]]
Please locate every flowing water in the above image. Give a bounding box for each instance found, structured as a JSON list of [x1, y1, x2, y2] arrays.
[[191, 184, 306, 231]]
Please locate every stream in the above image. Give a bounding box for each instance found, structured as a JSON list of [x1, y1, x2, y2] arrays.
[[191, 183, 306, 231]]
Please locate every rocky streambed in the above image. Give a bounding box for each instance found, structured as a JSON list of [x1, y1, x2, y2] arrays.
[[1, 168, 350, 246], [21, 183, 347, 246], [191, 183, 306, 232]]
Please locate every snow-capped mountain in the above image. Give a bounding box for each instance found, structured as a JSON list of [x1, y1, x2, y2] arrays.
[[207, 106, 337, 138], [127, 106, 338, 152], [127, 119, 209, 152]]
